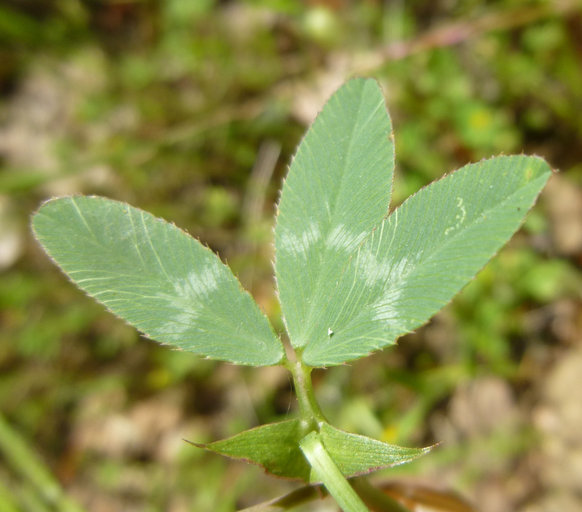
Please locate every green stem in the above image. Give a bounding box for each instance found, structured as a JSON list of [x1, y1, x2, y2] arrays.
[[300, 431, 369, 512], [283, 353, 409, 512], [286, 358, 326, 432]]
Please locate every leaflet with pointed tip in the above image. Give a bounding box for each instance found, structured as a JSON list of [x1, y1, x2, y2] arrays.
[[32, 196, 285, 366], [300, 155, 551, 366], [275, 78, 395, 353]]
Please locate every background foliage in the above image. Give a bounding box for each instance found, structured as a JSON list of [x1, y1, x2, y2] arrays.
[[1, 1, 581, 511]]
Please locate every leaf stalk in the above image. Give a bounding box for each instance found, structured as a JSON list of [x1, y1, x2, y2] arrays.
[[286, 358, 326, 433]]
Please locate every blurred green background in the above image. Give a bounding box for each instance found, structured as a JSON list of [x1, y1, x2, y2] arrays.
[[1, 1, 582, 511]]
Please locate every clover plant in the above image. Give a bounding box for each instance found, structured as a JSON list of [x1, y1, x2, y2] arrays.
[[32, 78, 552, 511]]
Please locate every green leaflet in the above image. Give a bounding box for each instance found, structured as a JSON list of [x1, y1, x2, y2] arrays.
[[320, 423, 431, 477], [32, 196, 284, 366], [301, 155, 551, 366], [275, 77, 550, 366], [275, 78, 394, 352], [191, 420, 310, 481]]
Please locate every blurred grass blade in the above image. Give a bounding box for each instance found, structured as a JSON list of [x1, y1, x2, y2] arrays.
[[32, 196, 285, 366], [0, 413, 85, 512], [16, 482, 53, 512], [0, 478, 21, 512], [300, 431, 369, 512], [303, 155, 552, 365], [275, 78, 394, 353]]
